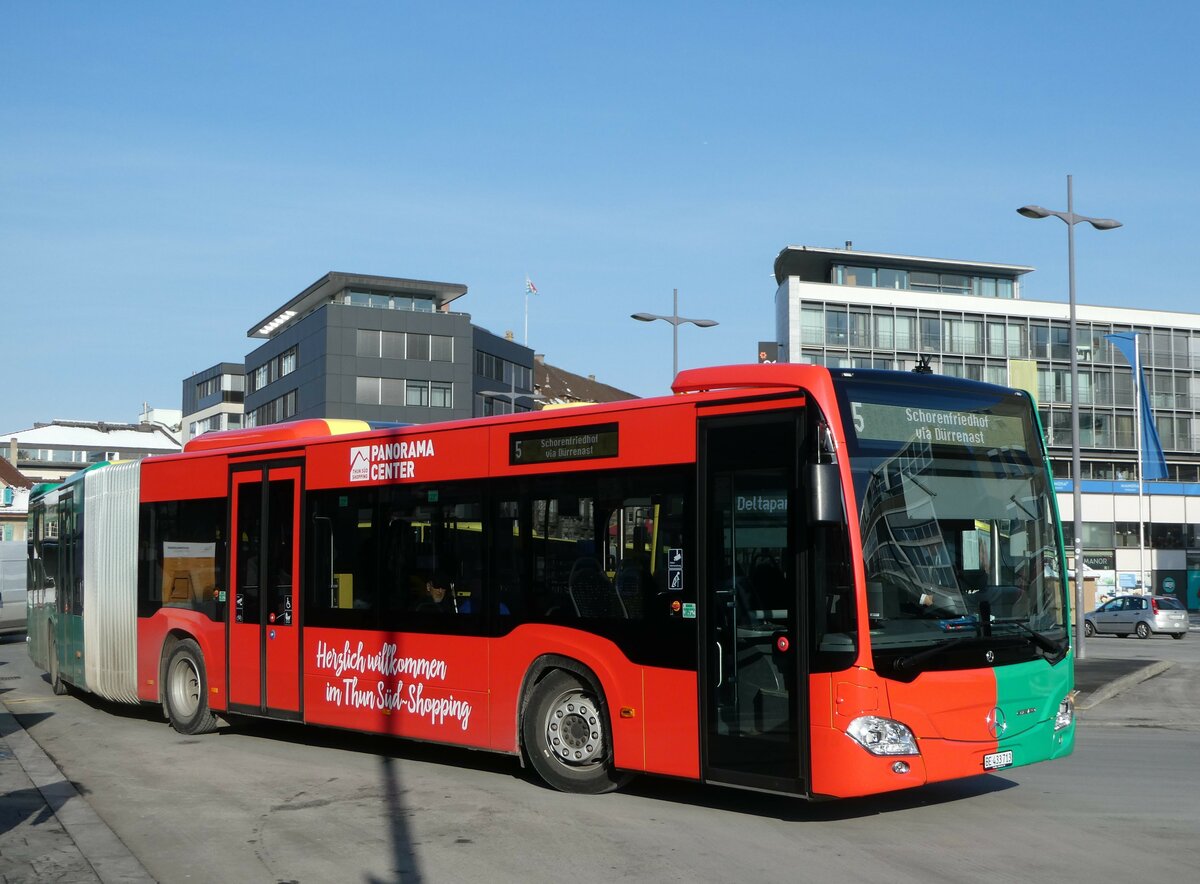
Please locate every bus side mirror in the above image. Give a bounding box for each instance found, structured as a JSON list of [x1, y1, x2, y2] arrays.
[[807, 463, 845, 524]]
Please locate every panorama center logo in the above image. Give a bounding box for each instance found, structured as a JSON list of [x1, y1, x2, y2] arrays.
[[349, 446, 371, 482]]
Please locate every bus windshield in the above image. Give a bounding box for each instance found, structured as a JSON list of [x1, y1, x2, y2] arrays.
[[833, 372, 1068, 670]]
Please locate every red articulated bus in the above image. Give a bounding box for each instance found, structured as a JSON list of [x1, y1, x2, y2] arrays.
[[28, 364, 1075, 798]]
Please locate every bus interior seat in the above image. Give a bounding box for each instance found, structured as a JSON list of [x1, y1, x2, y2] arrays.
[[568, 558, 627, 618]]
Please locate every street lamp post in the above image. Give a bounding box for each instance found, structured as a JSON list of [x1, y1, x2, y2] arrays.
[[631, 288, 718, 380], [1018, 175, 1122, 661]]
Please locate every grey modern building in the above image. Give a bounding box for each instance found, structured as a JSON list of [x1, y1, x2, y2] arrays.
[[181, 362, 246, 442], [240, 272, 535, 428]]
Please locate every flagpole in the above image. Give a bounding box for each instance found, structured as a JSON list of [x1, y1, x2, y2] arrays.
[[1135, 332, 1147, 592]]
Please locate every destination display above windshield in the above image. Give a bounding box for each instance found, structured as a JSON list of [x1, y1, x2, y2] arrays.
[[509, 422, 619, 465], [850, 402, 1028, 451]]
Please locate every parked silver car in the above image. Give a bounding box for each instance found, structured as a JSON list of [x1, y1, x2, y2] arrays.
[[1084, 594, 1189, 640]]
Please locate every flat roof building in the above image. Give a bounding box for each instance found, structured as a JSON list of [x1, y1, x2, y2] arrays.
[[209, 272, 536, 432], [181, 362, 246, 443], [774, 243, 1200, 609], [1, 419, 181, 483]]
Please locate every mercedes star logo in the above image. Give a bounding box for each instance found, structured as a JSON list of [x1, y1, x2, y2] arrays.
[[987, 707, 1007, 738], [985, 649, 995, 663]]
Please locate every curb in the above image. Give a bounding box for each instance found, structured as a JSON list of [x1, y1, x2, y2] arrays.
[[0, 699, 156, 883], [1077, 660, 1173, 711]]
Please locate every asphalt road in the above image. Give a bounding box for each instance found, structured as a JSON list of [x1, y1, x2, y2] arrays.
[[2, 633, 1199, 884]]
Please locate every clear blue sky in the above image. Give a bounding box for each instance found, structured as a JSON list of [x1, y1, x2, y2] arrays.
[[3, 1, 1198, 433]]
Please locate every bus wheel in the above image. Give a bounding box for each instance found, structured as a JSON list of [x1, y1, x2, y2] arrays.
[[48, 631, 68, 696], [522, 670, 631, 794], [164, 639, 219, 735]]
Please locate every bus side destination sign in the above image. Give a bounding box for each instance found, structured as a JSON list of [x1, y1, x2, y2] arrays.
[[510, 422, 619, 466]]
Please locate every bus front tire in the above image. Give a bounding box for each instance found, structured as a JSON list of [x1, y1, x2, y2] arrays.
[[522, 670, 631, 795], [164, 639, 219, 735]]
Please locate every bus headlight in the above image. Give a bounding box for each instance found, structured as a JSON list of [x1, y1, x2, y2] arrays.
[[1054, 693, 1076, 731], [847, 716, 919, 756]]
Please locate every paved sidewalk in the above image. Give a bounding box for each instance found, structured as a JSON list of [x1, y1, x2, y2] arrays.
[[0, 701, 153, 884]]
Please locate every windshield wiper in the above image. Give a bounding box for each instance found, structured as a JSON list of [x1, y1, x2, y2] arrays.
[[893, 635, 981, 673], [990, 618, 1066, 656]]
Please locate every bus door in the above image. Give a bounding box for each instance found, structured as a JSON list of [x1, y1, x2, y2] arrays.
[[229, 462, 303, 718], [700, 412, 808, 794]]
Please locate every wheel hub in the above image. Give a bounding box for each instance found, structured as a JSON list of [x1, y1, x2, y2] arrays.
[[546, 692, 603, 765]]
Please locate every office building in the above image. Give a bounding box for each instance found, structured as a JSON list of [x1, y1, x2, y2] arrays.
[[181, 363, 246, 443], [236, 272, 534, 429]]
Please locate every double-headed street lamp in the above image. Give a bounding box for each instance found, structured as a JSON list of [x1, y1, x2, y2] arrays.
[[631, 288, 718, 379], [1018, 175, 1122, 661], [477, 389, 546, 415]]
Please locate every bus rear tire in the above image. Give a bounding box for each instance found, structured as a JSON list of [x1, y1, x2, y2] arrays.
[[164, 639, 218, 735], [48, 631, 69, 696], [522, 670, 632, 795]]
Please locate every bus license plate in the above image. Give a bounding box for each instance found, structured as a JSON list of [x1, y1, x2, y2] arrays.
[[983, 751, 1013, 770]]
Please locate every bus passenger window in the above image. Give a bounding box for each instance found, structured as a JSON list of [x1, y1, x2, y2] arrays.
[[137, 498, 228, 622]]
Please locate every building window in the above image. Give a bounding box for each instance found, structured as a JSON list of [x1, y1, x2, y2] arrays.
[[874, 313, 894, 349], [1007, 322, 1027, 358], [801, 308, 824, 346], [356, 377, 381, 405], [248, 346, 298, 392], [357, 330, 381, 358], [919, 317, 940, 351], [825, 310, 847, 346], [431, 382, 453, 408], [382, 378, 405, 407], [848, 312, 870, 348], [381, 331, 405, 359], [344, 289, 439, 311], [407, 334, 430, 361], [431, 335, 453, 362], [249, 389, 297, 426], [832, 265, 1017, 298], [406, 380, 429, 407], [279, 347, 297, 377], [475, 352, 532, 390], [842, 266, 875, 287]]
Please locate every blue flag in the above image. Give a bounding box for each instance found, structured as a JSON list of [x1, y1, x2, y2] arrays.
[[1105, 332, 1168, 480]]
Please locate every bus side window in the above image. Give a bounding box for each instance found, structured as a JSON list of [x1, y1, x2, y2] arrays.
[[138, 499, 227, 622], [493, 499, 525, 617]]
